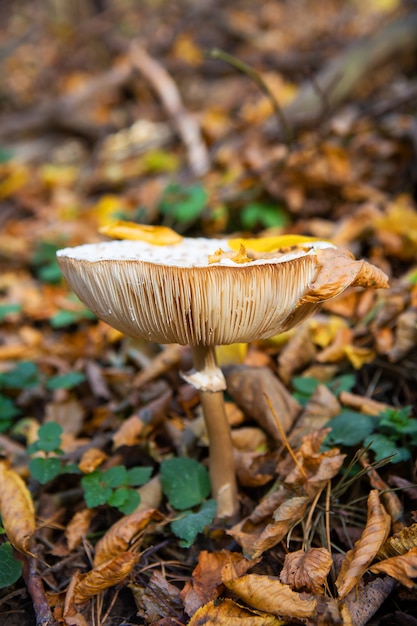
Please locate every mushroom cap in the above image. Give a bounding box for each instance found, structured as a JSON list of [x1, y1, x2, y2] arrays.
[[57, 237, 388, 347]]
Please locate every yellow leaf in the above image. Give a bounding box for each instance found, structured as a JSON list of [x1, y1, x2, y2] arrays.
[[336, 490, 391, 598], [0, 461, 36, 555], [92, 194, 129, 228], [344, 345, 376, 369], [78, 448, 108, 474], [216, 343, 248, 367], [228, 235, 319, 253], [0, 164, 29, 199], [378, 522, 417, 559], [99, 221, 183, 245]]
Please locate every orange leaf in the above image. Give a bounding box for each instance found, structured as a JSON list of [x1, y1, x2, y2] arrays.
[[0, 461, 36, 555], [370, 547, 417, 588], [65, 509, 94, 552], [280, 548, 333, 595], [335, 490, 391, 598], [228, 235, 320, 253], [73, 552, 138, 604]]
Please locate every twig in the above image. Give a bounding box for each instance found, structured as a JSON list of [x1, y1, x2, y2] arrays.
[[21, 555, 57, 626], [130, 42, 210, 177], [208, 48, 292, 145]]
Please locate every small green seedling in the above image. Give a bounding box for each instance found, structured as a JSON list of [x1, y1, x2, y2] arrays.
[[160, 457, 217, 547], [81, 465, 152, 515]]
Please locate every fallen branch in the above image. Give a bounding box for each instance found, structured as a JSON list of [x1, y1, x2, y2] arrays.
[[265, 10, 417, 139], [130, 41, 210, 176]]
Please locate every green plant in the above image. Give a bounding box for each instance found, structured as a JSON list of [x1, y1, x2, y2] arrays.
[[0, 539, 22, 589], [291, 374, 356, 406], [31, 240, 64, 284], [158, 182, 207, 225], [240, 201, 289, 231], [28, 422, 74, 484], [160, 457, 217, 547], [0, 361, 42, 432], [81, 465, 152, 515]]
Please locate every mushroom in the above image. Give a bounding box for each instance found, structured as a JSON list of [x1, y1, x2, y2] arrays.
[[57, 233, 389, 519]]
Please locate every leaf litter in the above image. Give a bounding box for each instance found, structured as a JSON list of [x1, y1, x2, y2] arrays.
[[0, 1, 417, 624]]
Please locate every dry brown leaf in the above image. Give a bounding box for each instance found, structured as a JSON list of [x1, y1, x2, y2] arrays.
[[78, 447, 108, 474], [181, 549, 257, 617], [301, 247, 389, 303], [65, 509, 94, 552], [229, 496, 310, 559], [133, 345, 186, 388], [224, 573, 317, 620], [336, 490, 391, 599], [129, 570, 183, 622], [63, 572, 90, 626], [93, 508, 159, 566], [277, 322, 317, 383], [370, 547, 417, 588], [280, 548, 333, 594], [234, 450, 277, 487], [112, 413, 144, 448], [188, 597, 284, 625], [73, 552, 138, 604], [378, 523, 417, 559], [0, 461, 36, 555], [388, 307, 417, 362], [226, 366, 301, 441]]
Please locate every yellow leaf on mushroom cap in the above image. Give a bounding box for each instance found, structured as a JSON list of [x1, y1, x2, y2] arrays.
[[99, 221, 183, 245], [228, 234, 321, 253]]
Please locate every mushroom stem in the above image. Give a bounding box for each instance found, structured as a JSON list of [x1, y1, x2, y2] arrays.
[[190, 345, 239, 520]]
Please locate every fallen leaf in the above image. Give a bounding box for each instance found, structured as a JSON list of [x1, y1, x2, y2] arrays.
[[188, 597, 284, 625], [378, 522, 417, 559], [73, 552, 138, 604], [181, 549, 256, 616], [99, 221, 182, 245], [280, 548, 333, 594], [224, 573, 317, 619], [0, 461, 36, 555], [335, 490, 391, 598], [93, 508, 159, 566], [370, 547, 417, 587], [65, 509, 94, 551], [78, 447, 108, 474]]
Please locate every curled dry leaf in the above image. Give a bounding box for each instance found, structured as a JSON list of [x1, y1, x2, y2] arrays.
[[378, 522, 417, 559], [370, 547, 417, 588], [0, 461, 36, 555], [188, 597, 284, 625], [65, 509, 94, 552], [181, 549, 257, 617], [93, 508, 159, 566], [78, 447, 108, 474], [280, 548, 333, 595], [224, 573, 317, 620], [301, 247, 389, 303], [73, 552, 138, 604], [336, 490, 391, 599]]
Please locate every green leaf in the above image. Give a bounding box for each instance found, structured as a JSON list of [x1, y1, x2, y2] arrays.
[[50, 308, 96, 328], [327, 374, 356, 395], [363, 434, 411, 463], [160, 457, 211, 510], [29, 457, 62, 484], [0, 394, 20, 425], [108, 487, 140, 514], [81, 472, 113, 508], [28, 422, 63, 454], [241, 202, 289, 230], [126, 466, 153, 487], [0, 543, 22, 589], [171, 499, 217, 547], [46, 371, 86, 390], [37, 261, 63, 284], [102, 466, 128, 489], [325, 410, 377, 447], [159, 183, 207, 223], [0, 361, 40, 390], [292, 377, 320, 396], [0, 304, 22, 322]]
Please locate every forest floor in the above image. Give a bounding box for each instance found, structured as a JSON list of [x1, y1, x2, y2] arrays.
[[1, 1, 417, 624]]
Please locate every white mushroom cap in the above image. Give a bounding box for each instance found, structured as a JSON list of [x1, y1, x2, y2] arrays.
[[57, 237, 388, 347]]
